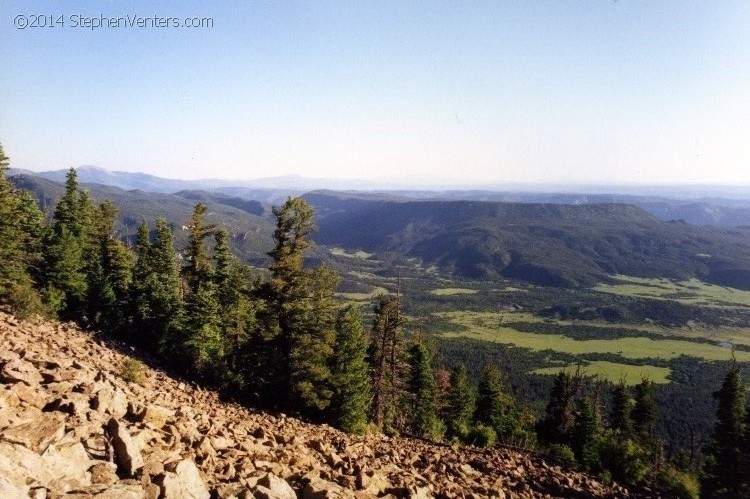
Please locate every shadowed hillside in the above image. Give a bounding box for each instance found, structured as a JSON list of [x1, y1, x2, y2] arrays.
[[305, 193, 750, 288]]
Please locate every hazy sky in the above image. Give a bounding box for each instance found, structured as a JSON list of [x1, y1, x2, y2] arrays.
[[1, 1, 748, 185]]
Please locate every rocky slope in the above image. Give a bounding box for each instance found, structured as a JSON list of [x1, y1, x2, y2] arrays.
[[1, 310, 638, 498]]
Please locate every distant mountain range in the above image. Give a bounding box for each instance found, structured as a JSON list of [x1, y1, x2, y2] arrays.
[[9, 166, 750, 227], [8, 167, 750, 289]]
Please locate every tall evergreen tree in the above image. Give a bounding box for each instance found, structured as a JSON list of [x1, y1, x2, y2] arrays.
[[182, 204, 221, 372], [130, 219, 182, 351], [571, 397, 601, 471], [475, 364, 517, 441], [85, 200, 132, 330], [631, 378, 658, 443], [258, 197, 339, 413], [407, 342, 442, 440], [610, 380, 633, 436], [369, 294, 407, 432], [0, 142, 45, 313], [702, 365, 746, 498], [291, 264, 338, 412], [184, 202, 214, 293], [184, 279, 223, 372], [45, 168, 88, 316], [213, 228, 255, 375], [538, 370, 580, 445], [330, 304, 370, 434], [444, 363, 475, 440]]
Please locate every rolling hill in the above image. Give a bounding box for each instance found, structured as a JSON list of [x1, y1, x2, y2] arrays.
[[305, 192, 750, 289], [9, 174, 276, 264]]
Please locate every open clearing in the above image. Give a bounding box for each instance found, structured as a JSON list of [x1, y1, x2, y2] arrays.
[[595, 275, 750, 308], [438, 311, 750, 362], [335, 286, 389, 301], [532, 361, 671, 385], [331, 248, 374, 260], [430, 288, 479, 296], [491, 311, 750, 347]]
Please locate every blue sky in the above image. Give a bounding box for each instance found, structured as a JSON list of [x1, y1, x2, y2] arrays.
[[1, 1, 748, 185]]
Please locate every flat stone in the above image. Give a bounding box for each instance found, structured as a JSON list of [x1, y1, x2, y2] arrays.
[[141, 404, 175, 429], [0, 358, 43, 385], [1, 410, 65, 453]]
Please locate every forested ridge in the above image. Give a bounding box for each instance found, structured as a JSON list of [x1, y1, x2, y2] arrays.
[[2, 144, 749, 498]]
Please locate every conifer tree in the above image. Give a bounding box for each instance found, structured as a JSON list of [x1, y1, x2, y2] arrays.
[[330, 304, 370, 434], [702, 365, 746, 498], [45, 168, 88, 316], [213, 228, 255, 374], [475, 364, 517, 441], [369, 294, 407, 431], [150, 219, 183, 347], [182, 204, 221, 372], [407, 342, 442, 440], [291, 264, 338, 411], [571, 397, 601, 471], [130, 219, 182, 351], [631, 378, 658, 443], [0, 142, 45, 313], [444, 363, 475, 440], [184, 278, 223, 372], [184, 202, 214, 293], [85, 200, 132, 330], [258, 197, 338, 413], [538, 370, 579, 445], [610, 380, 633, 436], [131, 221, 154, 342]]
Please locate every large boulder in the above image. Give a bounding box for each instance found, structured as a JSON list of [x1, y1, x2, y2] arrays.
[[92, 385, 129, 419], [106, 417, 144, 476], [256, 473, 296, 499], [157, 459, 210, 499]]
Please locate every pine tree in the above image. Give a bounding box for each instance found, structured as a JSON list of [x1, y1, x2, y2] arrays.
[[150, 219, 183, 349], [184, 203, 214, 293], [184, 279, 223, 372], [571, 397, 601, 471], [475, 364, 517, 442], [85, 200, 132, 330], [330, 304, 370, 434], [631, 378, 658, 443], [181, 204, 221, 372], [291, 264, 338, 412], [610, 380, 633, 436], [369, 294, 407, 432], [45, 168, 88, 317], [444, 363, 475, 440], [131, 221, 154, 343], [213, 228, 255, 375], [538, 370, 580, 445], [0, 142, 45, 314], [407, 342, 442, 440], [258, 197, 338, 413], [702, 365, 746, 498], [130, 219, 182, 352]]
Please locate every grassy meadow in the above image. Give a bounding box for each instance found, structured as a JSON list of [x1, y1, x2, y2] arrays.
[[532, 361, 671, 385], [595, 275, 750, 308]]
